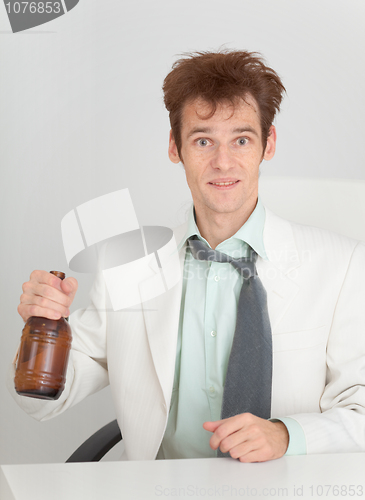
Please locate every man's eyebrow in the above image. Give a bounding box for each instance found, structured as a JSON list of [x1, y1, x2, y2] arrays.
[[186, 126, 259, 138], [187, 127, 213, 138], [232, 126, 259, 136]]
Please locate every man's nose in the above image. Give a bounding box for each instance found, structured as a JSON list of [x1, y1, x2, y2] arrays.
[[212, 144, 234, 170]]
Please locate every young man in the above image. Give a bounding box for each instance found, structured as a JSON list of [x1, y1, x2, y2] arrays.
[[13, 50, 365, 462]]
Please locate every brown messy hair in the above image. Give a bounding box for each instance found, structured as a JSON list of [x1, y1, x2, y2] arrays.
[[163, 49, 286, 158]]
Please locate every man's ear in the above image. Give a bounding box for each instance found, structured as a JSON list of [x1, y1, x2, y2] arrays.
[[168, 130, 182, 164], [263, 125, 277, 161]]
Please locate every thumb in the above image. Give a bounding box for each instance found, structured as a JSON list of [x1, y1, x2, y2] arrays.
[[61, 277, 78, 299]]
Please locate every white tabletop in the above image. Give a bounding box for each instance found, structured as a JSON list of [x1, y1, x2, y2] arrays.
[[1, 454, 365, 500]]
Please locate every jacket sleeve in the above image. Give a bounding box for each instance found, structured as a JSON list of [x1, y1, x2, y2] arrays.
[[287, 241, 365, 453], [7, 264, 110, 422]]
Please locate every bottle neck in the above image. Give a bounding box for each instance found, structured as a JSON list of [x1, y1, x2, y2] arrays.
[[50, 271, 65, 280], [49, 271, 68, 320]]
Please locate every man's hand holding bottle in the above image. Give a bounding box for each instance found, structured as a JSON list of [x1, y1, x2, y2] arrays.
[[18, 270, 78, 322]]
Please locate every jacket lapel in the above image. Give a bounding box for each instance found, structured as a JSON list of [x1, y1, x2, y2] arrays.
[[138, 225, 187, 409], [258, 208, 301, 331]]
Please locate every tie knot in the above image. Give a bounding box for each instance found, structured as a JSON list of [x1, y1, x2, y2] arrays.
[[187, 237, 258, 279]]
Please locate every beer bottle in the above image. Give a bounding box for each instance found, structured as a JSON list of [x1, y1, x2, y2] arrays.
[[14, 271, 72, 400]]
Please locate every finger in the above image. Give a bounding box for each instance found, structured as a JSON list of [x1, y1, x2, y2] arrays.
[[29, 270, 64, 291], [229, 432, 282, 463], [19, 303, 65, 321], [238, 447, 269, 463], [29, 271, 76, 302], [218, 428, 250, 455], [204, 414, 242, 435], [203, 421, 222, 432], [30, 281, 73, 309], [219, 432, 265, 459], [209, 414, 252, 450], [20, 293, 70, 317]]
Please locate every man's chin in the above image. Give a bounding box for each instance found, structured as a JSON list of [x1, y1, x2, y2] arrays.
[[202, 201, 246, 216]]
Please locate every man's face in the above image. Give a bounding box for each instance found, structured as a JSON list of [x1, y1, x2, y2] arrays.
[[168, 96, 276, 221]]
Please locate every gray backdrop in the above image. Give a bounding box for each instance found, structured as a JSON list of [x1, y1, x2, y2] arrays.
[[1, 0, 364, 464]]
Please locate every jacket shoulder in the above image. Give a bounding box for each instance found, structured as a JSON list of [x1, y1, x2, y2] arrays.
[[265, 207, 362, 258]]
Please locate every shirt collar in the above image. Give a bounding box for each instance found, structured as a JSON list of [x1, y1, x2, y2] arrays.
[[177, 197, 267, 260]]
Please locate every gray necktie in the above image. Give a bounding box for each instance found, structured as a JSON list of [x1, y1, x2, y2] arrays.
[[187, 237, 272, 457]]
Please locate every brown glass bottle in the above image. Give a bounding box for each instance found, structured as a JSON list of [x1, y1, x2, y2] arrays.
[[14, 271, 72, 400]]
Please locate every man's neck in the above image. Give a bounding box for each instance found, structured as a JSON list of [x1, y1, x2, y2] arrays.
[[194, 199, 258, 250]]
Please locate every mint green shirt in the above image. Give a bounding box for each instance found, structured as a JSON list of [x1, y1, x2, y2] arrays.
[[156, 198, 306, 459]]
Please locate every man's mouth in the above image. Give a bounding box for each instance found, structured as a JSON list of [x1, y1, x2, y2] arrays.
[[209, 180, 240, 187]]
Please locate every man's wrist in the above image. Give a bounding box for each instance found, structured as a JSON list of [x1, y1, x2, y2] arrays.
[[272, 420, 289, 455], [270, 417, 307, 456]]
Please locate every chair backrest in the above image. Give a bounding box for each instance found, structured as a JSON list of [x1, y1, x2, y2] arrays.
[[66, 420, 122, 462], [259, 176, 365, 243]]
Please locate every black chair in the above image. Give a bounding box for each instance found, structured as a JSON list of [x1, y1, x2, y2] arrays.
[[66, 419, 122, 462]]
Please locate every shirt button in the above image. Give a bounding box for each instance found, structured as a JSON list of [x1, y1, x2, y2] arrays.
[[211, 330, 217, 337], [214, 275, 220, 282], [209, 386, 215, 394]]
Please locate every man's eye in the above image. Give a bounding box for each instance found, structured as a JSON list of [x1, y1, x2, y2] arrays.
[[197, 139, 209, 147], [237, 137, 248, 146]]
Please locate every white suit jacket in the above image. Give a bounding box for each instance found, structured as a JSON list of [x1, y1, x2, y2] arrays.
[[9, 208, 365, 460]]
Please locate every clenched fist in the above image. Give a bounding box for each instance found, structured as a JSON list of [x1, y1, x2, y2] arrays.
[[18, 270, 78, 322], [203, 413, 289, 463]]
